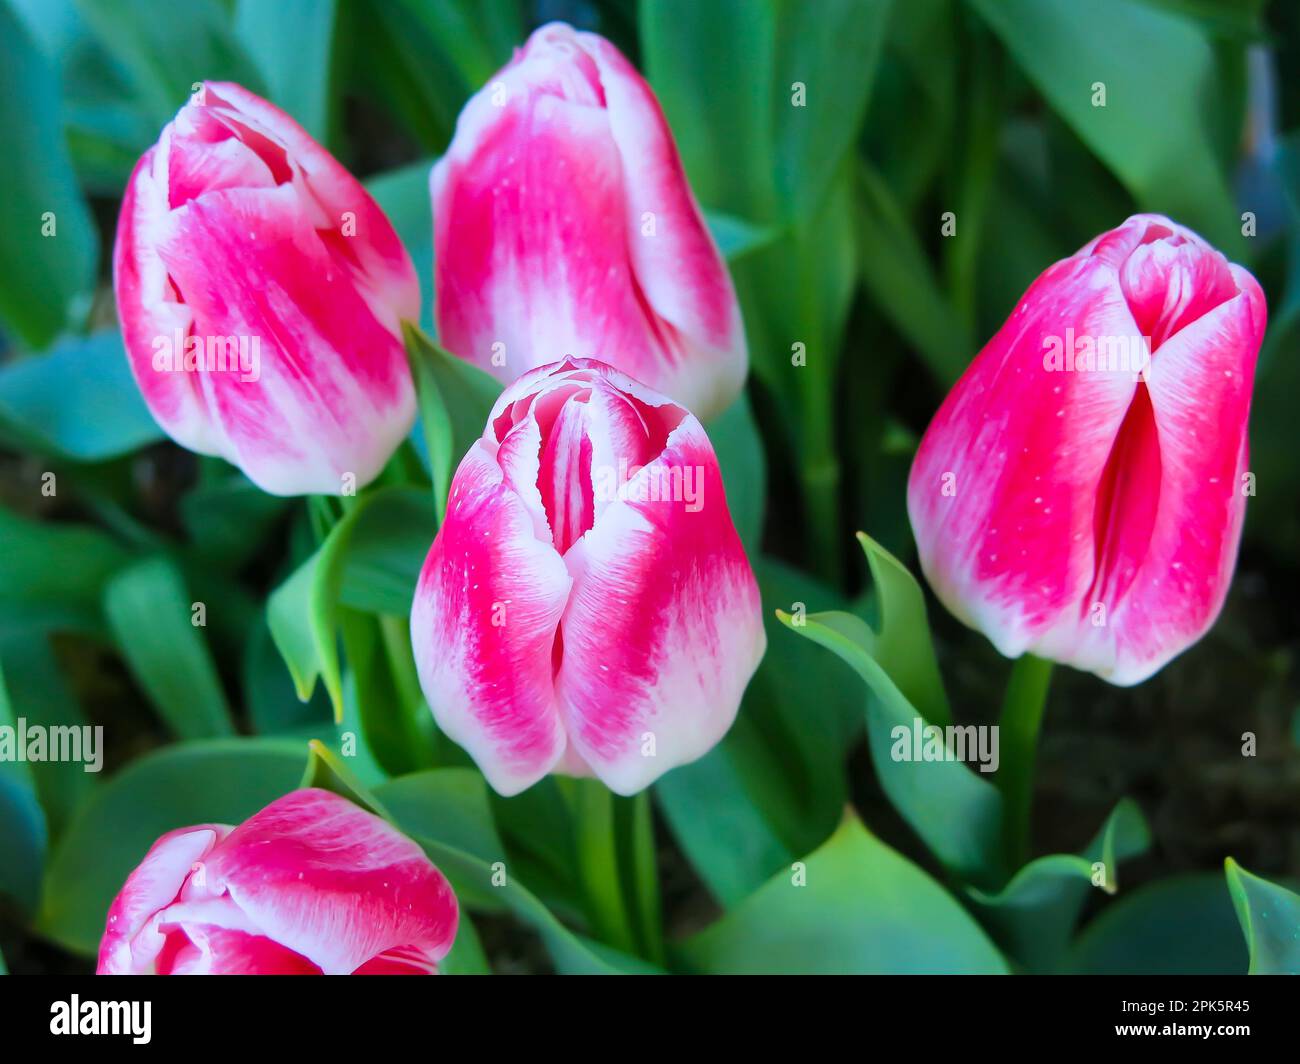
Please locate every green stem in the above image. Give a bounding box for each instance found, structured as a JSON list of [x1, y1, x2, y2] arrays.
[[572, 779, 638, 954], [998, 653, 1054, 871], [624, 790, 665, 965]]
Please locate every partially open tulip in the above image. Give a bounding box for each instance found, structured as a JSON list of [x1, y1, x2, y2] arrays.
[[908, 214, 1266, 686], [431, 22, 746, 421], [410, 358, 764, 795], [115, 82, 419, 495], [97, 789, 458, 975]]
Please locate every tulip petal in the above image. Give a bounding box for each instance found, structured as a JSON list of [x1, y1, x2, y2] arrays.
[[195, 790, 458, 975], [411, 442, 573, 795], [96, 826, 226, 975], [157, 184, 415, 494], [554, 415, 765, 793]]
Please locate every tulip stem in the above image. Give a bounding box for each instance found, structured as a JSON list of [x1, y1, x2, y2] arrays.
[[998, 653, 1054, 872], [572, 780, 640, 957]]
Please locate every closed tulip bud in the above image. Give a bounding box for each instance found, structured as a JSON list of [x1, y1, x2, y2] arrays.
[[97, 789, 458, 975], [114, 82, 419, 495], [431, 22, 747, 421], [908, 215, 1266, 685], [410, 358, 765, 796]]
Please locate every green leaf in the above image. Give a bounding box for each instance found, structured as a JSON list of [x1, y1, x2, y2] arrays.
[[180, 471, 290, 570], [338, 487, 436, 616], [74, 0, 265, 127], [657, 559, 861, 906], [0, 505, 130, 637], [103, 556, 235, 740], [769, 0, 893, 220], [855, 163, 970, 385], [374, 769, 505, 869], [267, 493, 382, 721], [968, 0, 1244, 256], [37, 738, 307, 955], [404, 323, 503, 521], [338, 608, 436, 777], [706, 391, 766, 554], [968, 799, 1150, 972], [1071, 874, 1248, 975], [1225, 858, 1300, 975], [0, 1, 98, 347], [679, 812, 1008, 974], [855, 532, 950, 726], [0, 659, 47, 916], [777, 539, 1005, 886], [439, 913, 490, 974], [235, 0, 338, 142], [298, 738, 389, 818], [641, 0, 779, 222]]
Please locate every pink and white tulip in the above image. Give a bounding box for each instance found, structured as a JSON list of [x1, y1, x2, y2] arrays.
[[410, 358, 765, 796], [908, 214, 1266, 686], [114, 82, 419, 495], [97, 789, 458, 975], [431, 22, 747, 421]]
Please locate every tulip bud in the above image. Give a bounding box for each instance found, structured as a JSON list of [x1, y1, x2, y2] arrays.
[[114, 82, 419, 495], [431, 22, 747, 421], [908, 214, 1266, 686], [96, 789, 458, 975], [410, 358, 765, 795]]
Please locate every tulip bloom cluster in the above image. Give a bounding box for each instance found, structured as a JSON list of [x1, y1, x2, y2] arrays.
[[908, 214, 1266, 684], [98, 790, 458, 975], [410, 359, 766, 796]]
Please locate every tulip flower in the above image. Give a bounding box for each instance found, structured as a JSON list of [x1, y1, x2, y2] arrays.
[[908, 214, 1266, 686], [410, 358, 765, 796], [97, 789, 458, 975], [114, 82, 419, 495], [431, 22, 747, 422]]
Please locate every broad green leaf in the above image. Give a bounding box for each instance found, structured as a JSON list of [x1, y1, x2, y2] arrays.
[[706, 391, 766, 554], [103, 556, 235, 740], [338, 608, 436, 777], [641, 0, 779, 222], [243, 615, 331, 735], [769, 0, 892, 219], [235, 0, 338, 142], [969, 799, 1150, 972], [0, 505, 130, 636], [297, 738, 389, 818], [37, 738, 307, 955], [180, 472, 290, 569], [0, 331, 161, 461], [338, 487, 436, 616], [679, 812, 1008, 974], [440, 913, 490, 975], [374, 769, 506, 869], [778, 564, 1005, 886], [404, 323, 502, 521], [268, 490, 409, 721], [0, 2, 98, 347], [0, 660, 47, 916], [855, 532, 950, 726], [657, 559, 861, 906], [0, 632, 95, 838], [1071, 874, 1248, 975], [1225, 858, 1300, 975], [968, 0, 1244, 256], [74, 0, 265, 126]]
